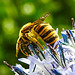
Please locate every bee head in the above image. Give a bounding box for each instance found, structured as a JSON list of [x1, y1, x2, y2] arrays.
[[21, 23, 34, 34]]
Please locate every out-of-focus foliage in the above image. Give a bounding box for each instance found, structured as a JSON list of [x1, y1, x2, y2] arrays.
[[0, 0, 75, 75]]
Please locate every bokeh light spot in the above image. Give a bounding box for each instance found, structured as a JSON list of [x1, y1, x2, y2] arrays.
[[21, 3, 35, 15], [2, 18, 15, 35]]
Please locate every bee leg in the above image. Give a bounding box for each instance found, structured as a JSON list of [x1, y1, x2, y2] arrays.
[[16, 37, 22, 57], [16, 43, 20, 57], [25, 33, 44, 51], [54, 44, 58, 50], [16, 36, 25, 57], [20, 44, 29, 58]]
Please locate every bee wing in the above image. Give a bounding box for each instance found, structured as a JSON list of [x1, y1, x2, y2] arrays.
[[33, 12, 50, 25]]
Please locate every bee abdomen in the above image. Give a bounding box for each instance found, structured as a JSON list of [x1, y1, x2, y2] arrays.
[[34, 23, 59, 47], [37, 25, 47, 34], [45, 35, 58, 46], [40, 29, 54, 39]]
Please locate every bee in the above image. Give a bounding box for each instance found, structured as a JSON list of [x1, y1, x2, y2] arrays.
[[16, 13, 59, 57]]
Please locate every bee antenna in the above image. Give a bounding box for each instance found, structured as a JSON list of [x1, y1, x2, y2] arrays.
[[40, 12, 50, 21], [33, 12, 50, 25]]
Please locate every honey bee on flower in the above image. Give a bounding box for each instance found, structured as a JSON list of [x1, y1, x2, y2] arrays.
[[16, 13, 59, 57]]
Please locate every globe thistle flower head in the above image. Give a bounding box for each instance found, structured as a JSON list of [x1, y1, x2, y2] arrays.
[[4, 18, 75, 75]]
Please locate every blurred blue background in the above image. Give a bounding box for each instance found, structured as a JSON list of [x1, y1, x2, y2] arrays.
[[0, 0, 75, 75]]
